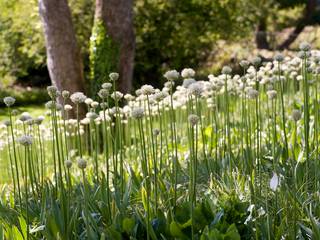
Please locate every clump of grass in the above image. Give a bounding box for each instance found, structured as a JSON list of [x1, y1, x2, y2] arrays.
[[1, 43, 320, 238]]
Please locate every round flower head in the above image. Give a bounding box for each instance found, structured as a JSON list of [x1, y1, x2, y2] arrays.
[[182, 78, 196, 88], [181, 68, 195, 78], [85, 98, 93, 106], [86, 112, 99, 121], [98, 89, 109, 99], [188, 82, 203, 97], [100, 102, 108, 109], [3, 96, 15, 107], [299, 42, 311, 52], [153, 128, 160, 136], [274, 53, 284, 62], [91, 101, 99, 109], [70, 92, 87, 104], [239, 60, 250, 69], [221, 66, 232, 75], [164, 81, 175, 89], [45, 100, 57, 109], [56, 103, 63, 111], [111, 91, 123, 101], [252, 56, 262, 67], [164, 70, 180, 81], [11, 109, 19, 116], [247, 88, 259, 99], [26, 119, 34, 126], [266, 90, 277, 100], [47, 86, 60, 99], [292, 109, 301, 122], [20, 112, 32, 122], [77, 158, 87, 169], [109, 72, 119, 81], [62, 90, 70, 99], [124, 94, 135, 101], [141, 85, 155, 95], [17, 135, 33, 146], [34, 116, 45, 125], [102, 82, 113, 90], [64, 104, 73, 111], [65, 159, 72, 168], [131, 107, 144, 119], [188, 114, 199, 126], [3, 120, 11, 127]]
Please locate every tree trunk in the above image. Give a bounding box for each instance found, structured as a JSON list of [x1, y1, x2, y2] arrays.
[[95, 0, 135, 93], [255, 18, 270, 50], [277, 0, 316, 50], [39, 0, 86, 97]]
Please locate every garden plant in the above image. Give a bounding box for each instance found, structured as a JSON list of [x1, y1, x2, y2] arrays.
[[1, 42, 320, 239]]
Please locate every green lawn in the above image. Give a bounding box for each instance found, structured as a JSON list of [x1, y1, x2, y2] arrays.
[[0, 105, 46, 122]]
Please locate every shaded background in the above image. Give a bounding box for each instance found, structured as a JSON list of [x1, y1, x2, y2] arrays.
[[0, 0, 319, 107]]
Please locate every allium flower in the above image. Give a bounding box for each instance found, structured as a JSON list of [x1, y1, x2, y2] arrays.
[[247, 88, 259, 99], [274, 53, 284, 62], [164, 70, 179, 81], [252, 56, 262, 66], [65, 159, 72, 168], [3, 120, 11, 127], [70, 92, 87, 104], [85, 98, 93, 105], [45, 101, 57, 109], [299, 42, 311, 52], [141, 85, 155, 95], [239, 60, 250, 69], [292, 109, 301, 122], [109, 72, 119, 81], [102, 82, 113, 89], [266, 90, 277, 100], [62, 90, 70, 99], [64, 104, 73, 111], [3, 96, 15, 107], [91, 101, 99, 108], [188, 82, 203, 96], [47, 86, 60, 99], [131, 107, 144, 119], [77, 158, 87, 169], [34, 116, 45, 125], [181, 68, 195, 78], [124, 94, 135, 101], [17, 135, 33, 146], [221, 66, 232, 75], [111, 91, 123, 101], [164, 81, 175, 88], [19, 112, 32, 122], [86, 112, 99, 120], [98, 89, 109, 99], [153, 91, 168, 102], [153, 128, 160, 136], [26, 119, 34, 126], [188, 114, 199, 126], [182, 78, 196, 88]]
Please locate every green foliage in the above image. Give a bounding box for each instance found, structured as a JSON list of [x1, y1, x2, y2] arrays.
[[134, 0, 254, 87], [89, 19, 119, 97], [0, 0, 94, 87], [0, 88, 49, 108]]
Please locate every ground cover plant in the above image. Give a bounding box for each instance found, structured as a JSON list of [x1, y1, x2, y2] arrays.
[[1, 42, 320, 239]]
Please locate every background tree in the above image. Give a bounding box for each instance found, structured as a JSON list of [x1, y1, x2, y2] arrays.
[[38, 0, 86, 98], [90, 0, 135, 95]]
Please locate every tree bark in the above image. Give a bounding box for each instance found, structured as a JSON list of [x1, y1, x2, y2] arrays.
[[39, 0, 86, 96], [277, 0, 316, 50], [255, 18, 270, 50], [95, 0, 135, 93]]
